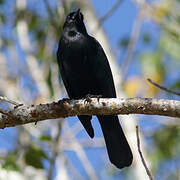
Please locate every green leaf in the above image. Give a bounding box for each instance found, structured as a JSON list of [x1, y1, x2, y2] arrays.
[[39, 135, 52, 142], [2, 151, 20, 171], [28, 14, 39, 31], [152, 125, 180, 164], [24, 145, 48, 169], [0, 0, 4, 5]]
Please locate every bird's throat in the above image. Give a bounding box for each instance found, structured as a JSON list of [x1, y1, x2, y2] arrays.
[[68, 30, 77, 37]]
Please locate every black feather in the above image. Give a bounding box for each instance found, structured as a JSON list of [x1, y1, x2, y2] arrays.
[[57, 9, 133, 169]]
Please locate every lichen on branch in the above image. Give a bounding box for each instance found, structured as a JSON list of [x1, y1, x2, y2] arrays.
[[0, 97, 180, 129]]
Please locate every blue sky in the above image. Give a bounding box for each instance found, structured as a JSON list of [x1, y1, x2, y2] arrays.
[[92, 0, 137, 48]]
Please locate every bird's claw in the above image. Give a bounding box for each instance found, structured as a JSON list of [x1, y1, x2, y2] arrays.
[[84, 94, 102, 103], [58, 98, 70, 104]]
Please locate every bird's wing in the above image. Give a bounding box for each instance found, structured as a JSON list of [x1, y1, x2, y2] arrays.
[[57, 42, 94, 138], [57, 58, 73, 98], [87, 36, 117, 98], [87, 37, 133, 168]]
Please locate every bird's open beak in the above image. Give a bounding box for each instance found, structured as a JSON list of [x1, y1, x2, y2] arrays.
[[71, 8, 81, 21], [65, 9, 82, 24], [75, 9, 81, 17]]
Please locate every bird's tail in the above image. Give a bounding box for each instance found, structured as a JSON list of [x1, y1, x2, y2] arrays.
[[97, 115, 133, 169], [78, 115, 94, 138]]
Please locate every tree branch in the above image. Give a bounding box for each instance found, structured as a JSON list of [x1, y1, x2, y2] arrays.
[[0, 96, 20, 106], [121, 12, 143, 80], [47, 121, 63, 180], [136, 126, 154, 180], [147, 78, 180, 96], [0, 97, 179, 129]]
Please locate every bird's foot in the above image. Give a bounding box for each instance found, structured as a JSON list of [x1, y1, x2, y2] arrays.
[[84, 94, 102, 103], [58, 98, 70, 104]]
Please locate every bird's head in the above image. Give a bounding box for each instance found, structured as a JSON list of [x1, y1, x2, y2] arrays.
[[63, 9, 87, 35]]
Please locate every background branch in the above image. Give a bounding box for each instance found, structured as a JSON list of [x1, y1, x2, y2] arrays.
[[47, 121, 63, 180], [0, 97, 179, 129], [0, 96, 20, 106], [136, 126, 154, 180], [147, 78, 180, 96], [121, 12, 143, 81], [95, 0, 123, 31]]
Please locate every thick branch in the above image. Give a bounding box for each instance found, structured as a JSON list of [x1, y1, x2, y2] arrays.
[[0, 97, 180, 129]]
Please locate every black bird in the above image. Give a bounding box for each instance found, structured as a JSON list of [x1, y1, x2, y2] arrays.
[[57, 9, 133, 169]]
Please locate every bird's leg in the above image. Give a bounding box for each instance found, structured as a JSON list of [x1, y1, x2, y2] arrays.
[[58, 98, 70, 104], [84, 94, 102, 103]]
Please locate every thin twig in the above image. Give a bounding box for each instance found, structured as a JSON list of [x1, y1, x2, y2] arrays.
[[0, 96, 20, 106], [95, 0, 123, 31], [136, 126, 154, 180], [0, 109, 9, 116], [147, 78, 180, 96], [99, 0, 123, 23]]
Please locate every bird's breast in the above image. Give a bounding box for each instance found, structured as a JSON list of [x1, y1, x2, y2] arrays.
[[60, 36, 93, 81], [62, 55, 91, 79]]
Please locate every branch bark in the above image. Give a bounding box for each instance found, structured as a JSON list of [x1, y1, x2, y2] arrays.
[[0, 97, 179, 129]]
